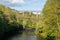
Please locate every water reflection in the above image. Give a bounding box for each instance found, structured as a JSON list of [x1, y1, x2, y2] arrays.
[[7, 31, 37, 40]]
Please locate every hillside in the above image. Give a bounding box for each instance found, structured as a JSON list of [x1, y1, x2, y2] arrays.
[[42, 0, 60, 40]]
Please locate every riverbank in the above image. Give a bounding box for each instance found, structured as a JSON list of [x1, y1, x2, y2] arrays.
[[0, 23, 23, 40]]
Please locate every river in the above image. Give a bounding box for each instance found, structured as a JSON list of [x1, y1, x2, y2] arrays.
[[6, 31, 38, 40]]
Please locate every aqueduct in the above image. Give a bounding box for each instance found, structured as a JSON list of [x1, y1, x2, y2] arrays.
[[18, 10, 43, 32]]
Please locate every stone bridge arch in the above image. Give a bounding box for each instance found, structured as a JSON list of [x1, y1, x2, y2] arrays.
[[18, 10, 43, 33]]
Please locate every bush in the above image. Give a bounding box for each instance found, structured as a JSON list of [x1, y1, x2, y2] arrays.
[[46, 35, 55, 40]]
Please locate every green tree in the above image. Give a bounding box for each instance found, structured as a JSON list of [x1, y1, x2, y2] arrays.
[[42, 0, 60, 40]]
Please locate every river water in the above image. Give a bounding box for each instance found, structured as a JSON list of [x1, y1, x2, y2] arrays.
[[7, 31, 38, 40]]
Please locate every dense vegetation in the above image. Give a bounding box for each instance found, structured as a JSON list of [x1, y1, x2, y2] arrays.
[[0, 5, 24, 40], [41, 0, 60, 40], [0, 4, 43, 40], [0, 0, 60, 40]]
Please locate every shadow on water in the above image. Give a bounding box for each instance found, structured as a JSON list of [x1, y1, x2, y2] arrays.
[[2, 30, 23, 40], [1, 28, 56, 40], [2, 29, 37, 40], [6, 30, 37, 40]]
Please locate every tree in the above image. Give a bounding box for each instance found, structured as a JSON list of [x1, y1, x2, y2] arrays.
[[42, 0, 60, 40]]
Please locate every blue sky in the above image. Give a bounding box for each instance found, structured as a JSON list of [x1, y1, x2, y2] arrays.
[[0, 0, 46, 11]]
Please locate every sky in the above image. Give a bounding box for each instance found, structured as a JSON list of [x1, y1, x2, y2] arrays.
[[0, 0, 46, 11]]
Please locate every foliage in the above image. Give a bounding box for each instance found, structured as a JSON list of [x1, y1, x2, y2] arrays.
[[0, 4, 42, 40], [0, 5, 23, 40], [42, 0, 60, 40]]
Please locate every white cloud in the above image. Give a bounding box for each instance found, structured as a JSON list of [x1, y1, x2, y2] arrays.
[[0, 0, 25, 7], [33, 12, 41, 14], [10, 0, 25, 4]]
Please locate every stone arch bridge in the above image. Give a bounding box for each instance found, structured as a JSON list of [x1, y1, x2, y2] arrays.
[[18, 10, 43, 32]]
